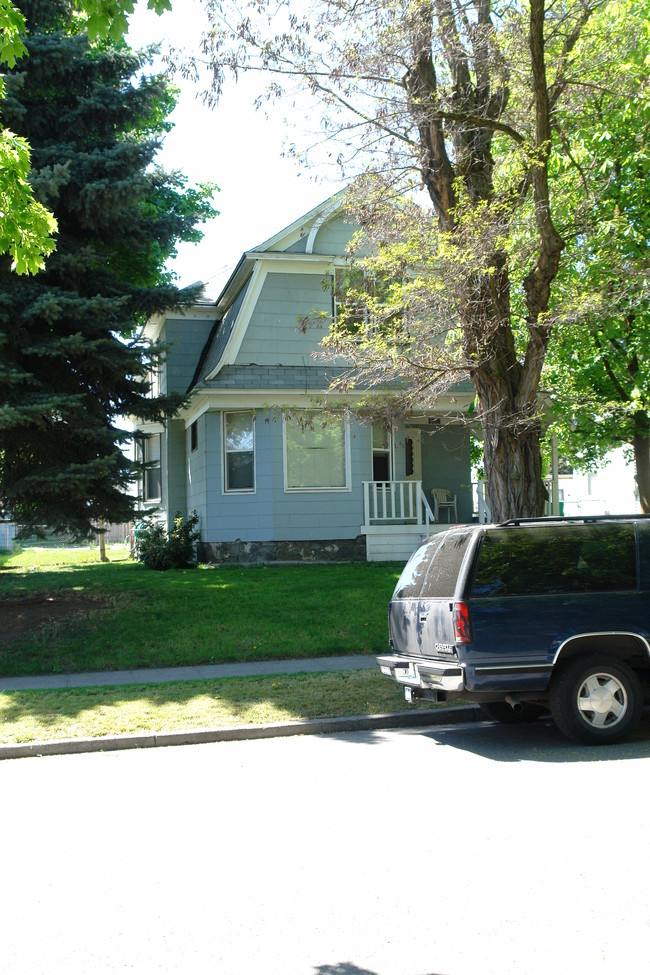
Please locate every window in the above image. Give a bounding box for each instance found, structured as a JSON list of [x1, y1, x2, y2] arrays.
[[471, 525, 637, 598], [190, 421, 198, 452], [145, 363, 159, 398], [224, 411, 255, 492], [420, 530, 475, 598], [334, 266, 405, 339], [393, 536, 444, 599], [136, 433, 161, 502], [284, 412, 349, 490], [372, 426, 393, 481], [334, 266, 370, 335]]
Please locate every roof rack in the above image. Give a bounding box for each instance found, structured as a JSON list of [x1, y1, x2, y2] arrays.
[[498, 514, 650, 527]]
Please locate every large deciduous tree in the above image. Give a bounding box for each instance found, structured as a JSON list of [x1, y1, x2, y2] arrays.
[[0, 0, 217, 535], [190, 0, 639, 520]]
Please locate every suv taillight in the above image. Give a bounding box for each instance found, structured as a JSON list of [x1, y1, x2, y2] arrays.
[[453, 601, 472, 644]]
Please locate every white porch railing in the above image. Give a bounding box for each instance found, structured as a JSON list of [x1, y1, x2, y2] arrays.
[[362, 480, 435, 527]]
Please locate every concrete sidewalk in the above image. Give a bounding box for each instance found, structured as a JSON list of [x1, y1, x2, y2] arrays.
[[0, 653, 377, 691]]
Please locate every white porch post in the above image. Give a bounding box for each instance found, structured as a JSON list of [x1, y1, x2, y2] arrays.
[[551, 433, 560, 516]]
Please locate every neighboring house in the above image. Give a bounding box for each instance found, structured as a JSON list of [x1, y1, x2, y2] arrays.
[[556, 448, 641, 516], [0, 520, 16, 550], [136, 195, 474, 562]]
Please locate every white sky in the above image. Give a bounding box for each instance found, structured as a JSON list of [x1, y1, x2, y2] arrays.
[[127, 0, 344, 299]]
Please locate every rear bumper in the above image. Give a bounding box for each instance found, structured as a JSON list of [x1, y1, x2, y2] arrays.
[[376, 654, 465, 693]]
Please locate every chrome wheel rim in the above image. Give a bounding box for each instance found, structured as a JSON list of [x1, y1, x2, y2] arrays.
[[577, 672, 628, 729]]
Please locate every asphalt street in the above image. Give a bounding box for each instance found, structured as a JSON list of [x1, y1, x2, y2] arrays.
[[1, 718, 649, 975]]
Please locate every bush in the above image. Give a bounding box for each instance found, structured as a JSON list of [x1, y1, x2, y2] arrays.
[[135, 512, 200, 570]]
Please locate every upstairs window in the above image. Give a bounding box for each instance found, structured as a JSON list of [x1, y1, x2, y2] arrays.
[[334, 266, 405, 340], [224, 411, 255, 492]]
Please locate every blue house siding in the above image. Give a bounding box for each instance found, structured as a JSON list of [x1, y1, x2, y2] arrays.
[[311, 216, 354, 255], [235, 272, 332, 366], [166, 420, 187, 523], [198, 409, 368, 543]]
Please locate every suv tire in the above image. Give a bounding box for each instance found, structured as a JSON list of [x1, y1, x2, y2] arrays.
[[549, 655, 643, 744]]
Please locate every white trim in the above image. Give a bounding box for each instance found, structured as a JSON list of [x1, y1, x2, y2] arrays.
[[253, 192, 345, 253], [207, 263, 267, 380], [222, 410, 256, 495], [245, 252, 338, 269], [553, 631, 650, 665], [282, 411, 351, 493], [306, 199, 342, 253], [178, 390, 476, 425], [136, 420, 165, 435]]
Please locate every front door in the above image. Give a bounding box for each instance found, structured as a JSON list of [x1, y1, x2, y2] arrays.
[[405, 428, 422, 483]]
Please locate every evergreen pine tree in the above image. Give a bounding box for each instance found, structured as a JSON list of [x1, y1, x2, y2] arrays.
[[0, 0, 216, 535]]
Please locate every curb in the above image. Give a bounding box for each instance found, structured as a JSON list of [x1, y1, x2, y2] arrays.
[[0, 705, 483, 761]]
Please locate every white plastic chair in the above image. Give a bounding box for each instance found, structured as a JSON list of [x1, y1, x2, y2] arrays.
[[431, 488, 458, 523]]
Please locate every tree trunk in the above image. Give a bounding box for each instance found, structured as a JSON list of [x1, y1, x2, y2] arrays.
[[633, 411, 650, 514], [473, 359, 547, 522], [464, 257, 548, 522], [98, 518, 108, 563]]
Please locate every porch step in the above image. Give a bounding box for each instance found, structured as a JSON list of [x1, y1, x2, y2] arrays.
[[362, 523, 446, 562]]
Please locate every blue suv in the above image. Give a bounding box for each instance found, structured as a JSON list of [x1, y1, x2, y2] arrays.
[[378, 515, 650, 744]]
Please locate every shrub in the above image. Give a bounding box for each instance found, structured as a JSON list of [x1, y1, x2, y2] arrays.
[[135, 511, 200, 570]]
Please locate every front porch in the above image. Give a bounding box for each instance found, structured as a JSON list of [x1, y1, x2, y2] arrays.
[[361, 480, 450, 561]]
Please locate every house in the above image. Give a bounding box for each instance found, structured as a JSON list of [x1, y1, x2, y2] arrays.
[[136, 195, 475, 562], [555, 447, 640, 516]]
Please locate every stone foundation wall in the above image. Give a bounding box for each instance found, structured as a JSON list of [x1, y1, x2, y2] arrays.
[[198, 536, 367, 565]]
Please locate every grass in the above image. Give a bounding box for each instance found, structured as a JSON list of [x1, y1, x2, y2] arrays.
[[0, 546, 403, 677], [0, 670, 437, 745]]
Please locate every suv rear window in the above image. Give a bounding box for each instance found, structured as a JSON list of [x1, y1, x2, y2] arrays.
[[393, 535, 445, 599], [393, 530, 474, 600], [421, 530, 474, 597], [472, 524, 637, 597]]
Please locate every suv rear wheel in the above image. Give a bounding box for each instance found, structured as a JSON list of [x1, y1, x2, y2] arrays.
[[549, 655, 643, 744]]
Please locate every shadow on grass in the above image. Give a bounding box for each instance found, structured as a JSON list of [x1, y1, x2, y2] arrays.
[[0, 671, 428, 742]]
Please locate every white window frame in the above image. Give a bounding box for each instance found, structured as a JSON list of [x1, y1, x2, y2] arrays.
[[137, 432, 162, 503], [371, 425, 394, 483], [223, 410, 256, 494], [283, 411, 351, 493]]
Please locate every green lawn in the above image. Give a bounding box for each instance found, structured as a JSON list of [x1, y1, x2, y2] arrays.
[[0, 547, 403, 677], [0, 669, 438, 745]]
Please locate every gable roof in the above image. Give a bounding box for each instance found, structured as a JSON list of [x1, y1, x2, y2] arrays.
[[190, 193, 346, 389]]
